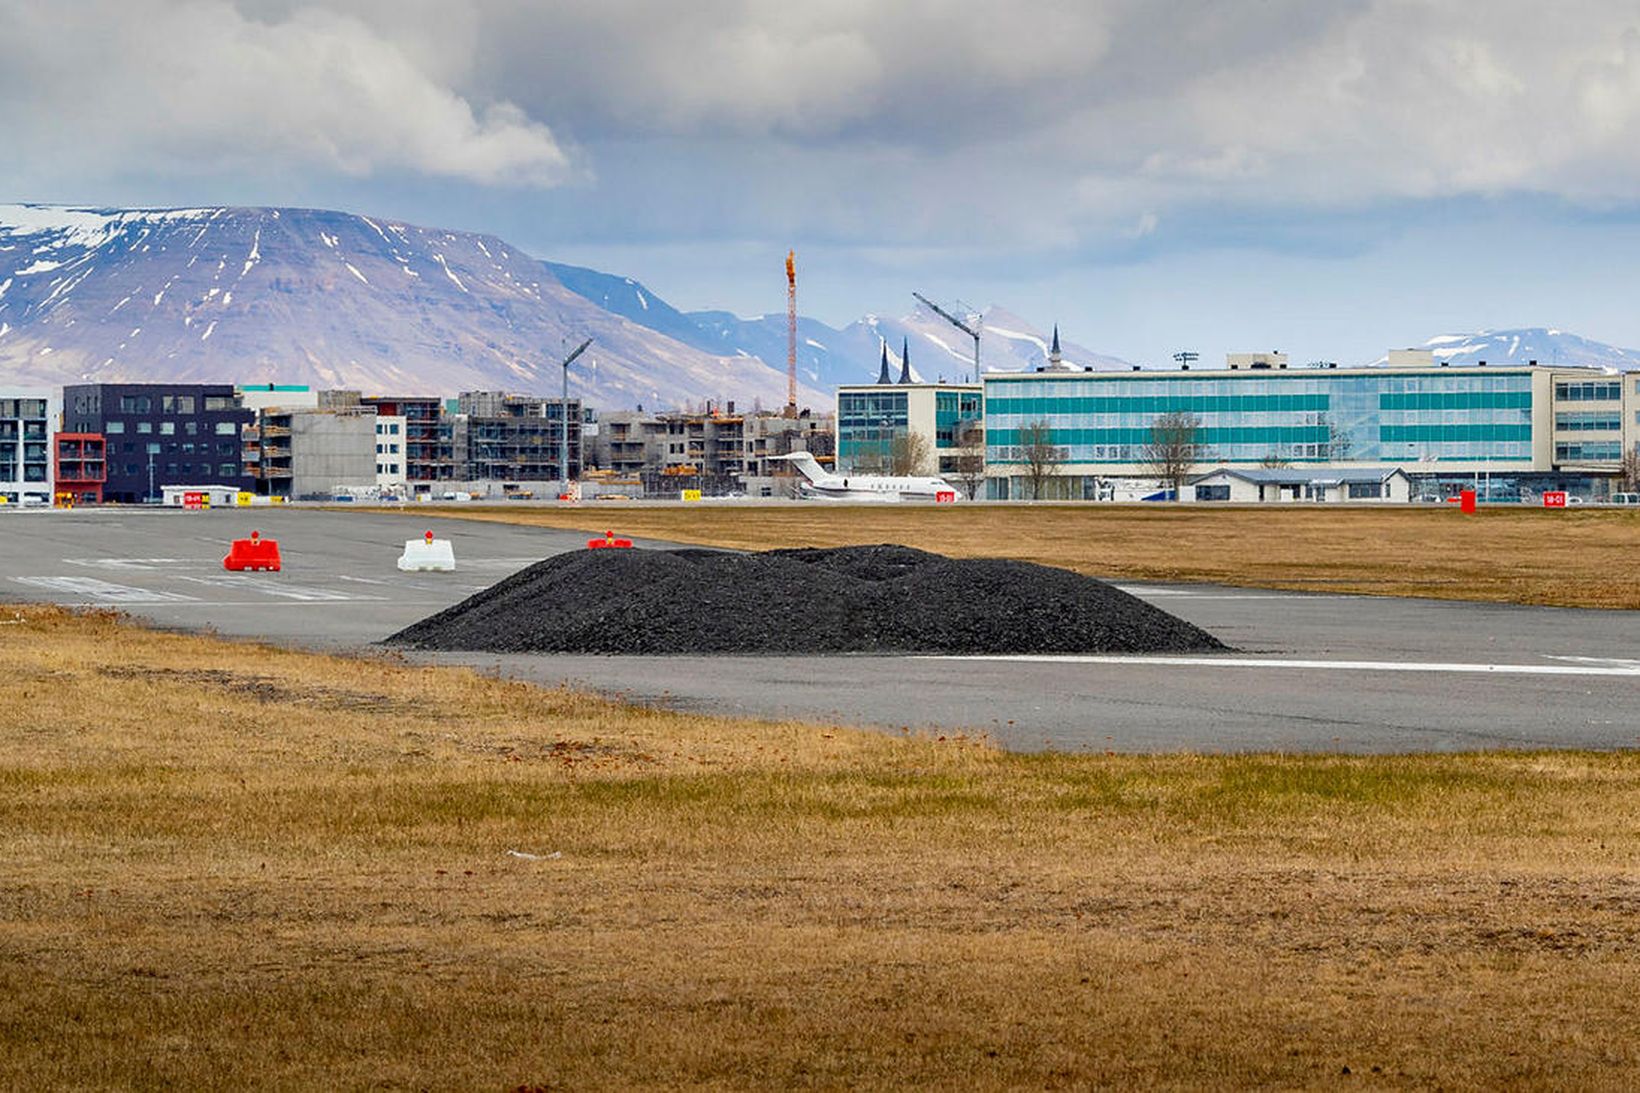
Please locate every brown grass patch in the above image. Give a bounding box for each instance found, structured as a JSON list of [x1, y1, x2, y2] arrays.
[[381, 503, 1640, 609], [4, 605, 1640, 1088]]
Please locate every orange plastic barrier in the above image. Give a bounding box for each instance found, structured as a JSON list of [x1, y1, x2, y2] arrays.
[[224, 530, 283, 572], [586, 530, 634, 549]]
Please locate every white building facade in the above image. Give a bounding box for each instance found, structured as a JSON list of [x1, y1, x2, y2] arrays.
[[375, 414, 407, 491], [0, 388, 60, 506]]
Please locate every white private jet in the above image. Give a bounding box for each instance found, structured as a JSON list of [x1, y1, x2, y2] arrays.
[[773, 452, 959, 502]]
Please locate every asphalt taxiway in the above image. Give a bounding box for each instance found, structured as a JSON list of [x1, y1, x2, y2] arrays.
[[2, 507, 1636, 752]]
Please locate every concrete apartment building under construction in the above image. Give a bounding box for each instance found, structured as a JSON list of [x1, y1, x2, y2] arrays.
[[594, 402, 835, 497]]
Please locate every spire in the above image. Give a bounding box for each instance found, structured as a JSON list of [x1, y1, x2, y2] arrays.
[[876, 342, 893, 384], [1049, 324, 1063, 368], [898, 336, 913, 384]]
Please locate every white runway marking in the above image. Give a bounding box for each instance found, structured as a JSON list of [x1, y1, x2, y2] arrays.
[[64, 557, 210, 571], [1547, 656, 1640, 670], [459, 557, 543, 571], [173, 575, 365, 601], [13, 576, 197, 603], [919, 654, 1640, 678], [1114, 586, 1342, 602]]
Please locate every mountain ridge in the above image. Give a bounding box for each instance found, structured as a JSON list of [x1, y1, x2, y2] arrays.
[[0, 204, 824, 409]]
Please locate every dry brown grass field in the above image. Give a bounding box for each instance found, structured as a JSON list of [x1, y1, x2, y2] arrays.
[[387, 503, 1640, 609], [5, 605, 1640, 1088]]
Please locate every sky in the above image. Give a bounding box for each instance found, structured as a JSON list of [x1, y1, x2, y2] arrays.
[[8, 0, 1640, 367]]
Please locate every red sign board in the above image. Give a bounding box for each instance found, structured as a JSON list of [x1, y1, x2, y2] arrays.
[[182, 491, 205, 511], [1543, 491, 1568, 508], [935, 490, 957, 503]]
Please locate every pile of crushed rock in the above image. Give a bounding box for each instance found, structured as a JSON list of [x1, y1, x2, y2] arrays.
[[387, 545, 1226, 656]]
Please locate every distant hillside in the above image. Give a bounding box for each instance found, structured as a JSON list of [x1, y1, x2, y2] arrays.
[[0, 205, 824, 409]]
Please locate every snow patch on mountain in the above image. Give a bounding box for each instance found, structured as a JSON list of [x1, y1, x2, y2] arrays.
[[1396, 328, 1640, 371]]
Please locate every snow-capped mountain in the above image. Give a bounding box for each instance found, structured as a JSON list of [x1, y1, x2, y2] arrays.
[[0, 205, 824, 409], [546, 263, 1136, 387], [1408, 328, 1640, 371]]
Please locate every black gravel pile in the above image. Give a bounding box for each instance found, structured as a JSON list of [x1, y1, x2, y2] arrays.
[[387, 545, 1226, 656]]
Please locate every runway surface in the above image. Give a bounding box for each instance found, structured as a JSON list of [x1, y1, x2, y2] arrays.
[[3, 507, 1637, 753]]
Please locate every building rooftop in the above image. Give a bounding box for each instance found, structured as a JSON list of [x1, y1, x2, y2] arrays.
[[1192, 467, 1407, 486]]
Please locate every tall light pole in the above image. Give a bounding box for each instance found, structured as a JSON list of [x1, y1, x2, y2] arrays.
[[558, 337, 592, 498], [913, 292, 981, 383]]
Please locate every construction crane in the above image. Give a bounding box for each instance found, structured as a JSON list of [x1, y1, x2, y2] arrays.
[[912, 292, 980, 383], [784, 250, 798, 418], [558, 336, 592, 497]]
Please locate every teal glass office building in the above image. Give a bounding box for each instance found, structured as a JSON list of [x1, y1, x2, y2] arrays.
[[981, 364, 1587, 498]]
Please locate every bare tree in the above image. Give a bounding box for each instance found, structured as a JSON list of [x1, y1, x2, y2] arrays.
[[1322, 413, 1352, 461], [1017, 419, 1065, 500], [1621, 444, 1640, 491], [949, 422, 986, 499], [888, 430, 933, 476], [1140, 411, 1208, 500], [1259, 450, 1291, 468]]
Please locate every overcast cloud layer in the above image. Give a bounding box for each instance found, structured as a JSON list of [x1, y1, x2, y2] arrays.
[[8, 1, 1640, 362]]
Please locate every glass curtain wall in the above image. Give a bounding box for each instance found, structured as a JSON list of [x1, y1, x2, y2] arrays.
[[985, 371, 1535, 467]]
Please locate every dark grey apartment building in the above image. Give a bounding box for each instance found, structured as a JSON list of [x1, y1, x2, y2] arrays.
[[63, 383, 255, 503]]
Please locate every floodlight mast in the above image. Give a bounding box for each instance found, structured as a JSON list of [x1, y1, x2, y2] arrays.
[[912, 292, 981, 383], [559, 337, 593, 497]]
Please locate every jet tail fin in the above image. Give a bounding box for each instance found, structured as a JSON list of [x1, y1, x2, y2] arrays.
[[771, 451, 828, 483]]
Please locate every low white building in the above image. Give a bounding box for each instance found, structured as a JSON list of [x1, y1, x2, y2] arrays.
[[1188, 467, 1412, 503]]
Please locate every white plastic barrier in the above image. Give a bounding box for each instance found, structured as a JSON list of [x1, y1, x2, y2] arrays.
[[398, 531, 456, 572]]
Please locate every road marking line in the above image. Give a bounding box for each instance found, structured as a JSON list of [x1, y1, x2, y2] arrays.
[[12, 576, 198, 603], [63, 557, 210, 571], [172, 575, 361, 601], [1547, 656, 1640, 670], [1113, 586, 1336, 601], [917, 654, 1640, 677]]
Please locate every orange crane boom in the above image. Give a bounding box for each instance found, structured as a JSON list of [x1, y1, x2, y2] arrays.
[[785, 250, 797, 416]]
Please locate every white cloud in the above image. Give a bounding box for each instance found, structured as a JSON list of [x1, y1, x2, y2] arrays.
[[10, 0, 1640, 255], [0, 0, 572, 189]]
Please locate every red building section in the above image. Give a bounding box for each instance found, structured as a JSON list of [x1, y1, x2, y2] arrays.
[[55, 433, 106, 506]]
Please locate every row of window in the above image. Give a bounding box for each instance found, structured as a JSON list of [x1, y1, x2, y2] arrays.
[[105, 419, 238, 436], [986, 423, 1533, 448], [0, 399, 50, 419], [116, 394, 237, 414], [989, 373, 1535, 400], [112, 442, 238, 456], [985, 390, 1544, 419], [1555, 412, 1623, 432], [0, 424, 48, 441], [120, 463, 239, 477], [1554, 382, 1623, 401], [1193, 481, 1386, 501], [1555, 442, 1623, 461], [0, 465, 50, 481], [375, 443, 401, 454]]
